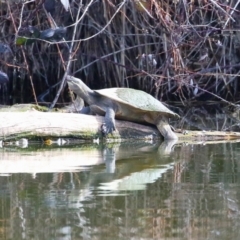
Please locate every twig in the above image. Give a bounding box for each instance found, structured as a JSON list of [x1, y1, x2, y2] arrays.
[[49, 1, 83, 110], [8, 0, 38, 105], [223, 0, 240, 28], [209, 0, 235, 23]]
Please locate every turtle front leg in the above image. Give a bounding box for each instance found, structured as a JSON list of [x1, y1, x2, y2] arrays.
[[90, 105, 116, 135], [101, 107, 116, 135]]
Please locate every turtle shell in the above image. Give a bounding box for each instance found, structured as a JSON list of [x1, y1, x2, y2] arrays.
[[95, 88, 179, 119]]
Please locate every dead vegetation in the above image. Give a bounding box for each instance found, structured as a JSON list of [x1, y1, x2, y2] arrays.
[[0, 0, 240, 107]]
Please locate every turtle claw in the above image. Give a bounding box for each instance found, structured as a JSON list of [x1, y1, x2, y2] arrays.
[[101, 123, 116, 136]]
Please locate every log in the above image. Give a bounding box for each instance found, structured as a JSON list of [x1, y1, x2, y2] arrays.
[[0, 112, 160, 140], [0, 111, 240, 141]]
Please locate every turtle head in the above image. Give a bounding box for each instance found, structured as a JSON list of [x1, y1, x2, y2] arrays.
[[66, 75, 94, 103], [174, 112, 180, 119], [66, 75, 81, 86]]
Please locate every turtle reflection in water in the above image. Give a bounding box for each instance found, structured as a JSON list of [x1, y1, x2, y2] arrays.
[[67, 75, 179, 140]]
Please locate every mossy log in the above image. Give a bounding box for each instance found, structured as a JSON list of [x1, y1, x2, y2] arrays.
[[0, 111, 240, 141]]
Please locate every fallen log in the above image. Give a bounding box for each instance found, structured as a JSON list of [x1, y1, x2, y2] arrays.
[[0, 111, 240, 141], [0, 112, 160, 141]]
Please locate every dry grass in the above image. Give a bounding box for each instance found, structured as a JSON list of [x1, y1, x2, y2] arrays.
[[0, 0, 240, 106]]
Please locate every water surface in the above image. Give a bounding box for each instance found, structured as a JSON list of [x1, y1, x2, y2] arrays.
[[1, 140, 240, 239]]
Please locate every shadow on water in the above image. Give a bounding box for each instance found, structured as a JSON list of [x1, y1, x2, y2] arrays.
[[1, 140, 240, 239]]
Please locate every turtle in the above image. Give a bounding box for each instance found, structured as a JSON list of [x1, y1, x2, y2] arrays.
[[66, 75, 179, 140]]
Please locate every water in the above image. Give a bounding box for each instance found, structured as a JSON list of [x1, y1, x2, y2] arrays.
[[1, 140, 240, 239]]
